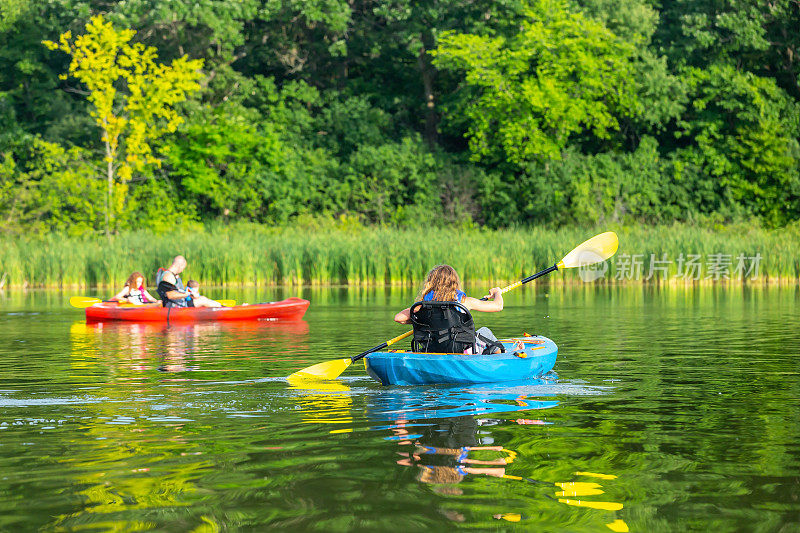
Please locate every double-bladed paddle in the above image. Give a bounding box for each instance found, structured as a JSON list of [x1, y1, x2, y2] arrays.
[[287, 231, 619, 382]]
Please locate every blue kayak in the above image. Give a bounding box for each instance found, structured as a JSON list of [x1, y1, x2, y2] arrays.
[[364, 335, 558, 386]]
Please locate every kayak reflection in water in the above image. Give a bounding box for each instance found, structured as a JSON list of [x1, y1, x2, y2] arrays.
[[111, 271, 159, 305]]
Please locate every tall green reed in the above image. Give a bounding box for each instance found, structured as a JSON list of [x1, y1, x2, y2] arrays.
[[0, 223, 797, 288]]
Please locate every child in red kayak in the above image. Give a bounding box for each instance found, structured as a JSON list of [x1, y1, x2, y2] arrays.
[[186, 280, 221, 308], [394, 264, 508, 353], [112, 272, 159, 305]]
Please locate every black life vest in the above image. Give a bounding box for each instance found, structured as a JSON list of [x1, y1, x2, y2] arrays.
[[410, 301, 478, 354], [155, 267, 188, 308]]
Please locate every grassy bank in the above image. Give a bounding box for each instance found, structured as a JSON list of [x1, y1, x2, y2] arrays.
[[1, 224, 798, 288]]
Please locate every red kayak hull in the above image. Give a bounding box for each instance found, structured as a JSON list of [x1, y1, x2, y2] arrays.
[[85, 297, 310, 323]]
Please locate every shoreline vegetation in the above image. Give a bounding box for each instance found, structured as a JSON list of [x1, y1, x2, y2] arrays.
[[4, 5, 800, 244], [1, 223, 798, 288]]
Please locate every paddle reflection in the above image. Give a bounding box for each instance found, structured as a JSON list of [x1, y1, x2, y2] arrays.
[[286, 379, 354, 428]]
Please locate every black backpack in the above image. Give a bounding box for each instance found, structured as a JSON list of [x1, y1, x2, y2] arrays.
[[410, 301, 504, 354], [410, 300, 475, 353]]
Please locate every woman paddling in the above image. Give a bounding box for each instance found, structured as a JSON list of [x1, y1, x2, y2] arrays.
[[112, 272, 159, 305], [394, 264, 514, 354]]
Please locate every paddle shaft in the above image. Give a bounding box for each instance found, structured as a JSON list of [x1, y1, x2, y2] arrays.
[[479, 264, 558, 301], [70, 297, 120, 308], [351, 330, 413, 364], [351, 263, 559, 364]]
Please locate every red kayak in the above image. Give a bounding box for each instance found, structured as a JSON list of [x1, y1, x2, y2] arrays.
[[85, 297, 310, 323]]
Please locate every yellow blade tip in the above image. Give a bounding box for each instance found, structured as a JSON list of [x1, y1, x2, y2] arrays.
[[69, 296, 100, 308], [560, 231, 620, 269], [287, 358, 352, 382], [574, 471, 618, 480], [558, 499, 623, 511], [606, 520, 629, 532], [493, 513, 521, 522]]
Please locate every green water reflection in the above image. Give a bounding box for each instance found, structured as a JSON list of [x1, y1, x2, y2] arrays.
[[0, 285, 798, 530]]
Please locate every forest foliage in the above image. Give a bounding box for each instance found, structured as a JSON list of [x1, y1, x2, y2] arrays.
[[1, 0, 799, 234]]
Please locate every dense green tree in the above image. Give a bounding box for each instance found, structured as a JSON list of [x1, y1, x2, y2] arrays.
[[162, 99, 348, 224], [433, 0, 638, 165], [576, 0, 688, 144], [0, 1, 93, 146], [655, 0, 800, 99], [0, 134, 104, 234], [673, 64, 800, 225], [44, 14, 204, 235], [341, 0, 525, 148], [0, 0, 799, 232]]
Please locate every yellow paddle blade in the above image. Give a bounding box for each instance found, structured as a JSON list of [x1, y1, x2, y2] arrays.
[[216, 299, 236, 307], [556, 481, 603, 490], [287, 358, 353, 382], [575, 471, 618, 480], [558, 498, 623, 511], [556, 488, 605, 497], [557, 231, 619, 269], [494, 513, 521, 522], [555, 482, 605, 497], [606, 519, 630, 532], [500, 448, 518, 464], [555, 487, 605, 497], [69, 296, 101, 308]]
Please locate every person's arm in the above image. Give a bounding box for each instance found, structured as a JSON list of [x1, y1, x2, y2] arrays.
[[165, 287, 189, 300], [160, 272, 189, 301], [143, 289, 158, 303], [394, 307, 412, 324], [462, 287, 503, 312], [111, 286, 130, 302]]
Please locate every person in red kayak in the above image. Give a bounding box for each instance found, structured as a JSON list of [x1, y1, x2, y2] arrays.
[[111, 271, 158, 305], [155, 256, 193, 308], [394, 264, 511, 354], [185, 279, 221, 308]]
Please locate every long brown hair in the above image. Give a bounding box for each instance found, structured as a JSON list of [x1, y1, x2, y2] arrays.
[[417, 465, 464, 484], [124, 271, 146, 289], [416, 265, 463, 302]]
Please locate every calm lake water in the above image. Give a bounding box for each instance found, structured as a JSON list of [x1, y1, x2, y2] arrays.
[[0, 285, 798, 531]]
